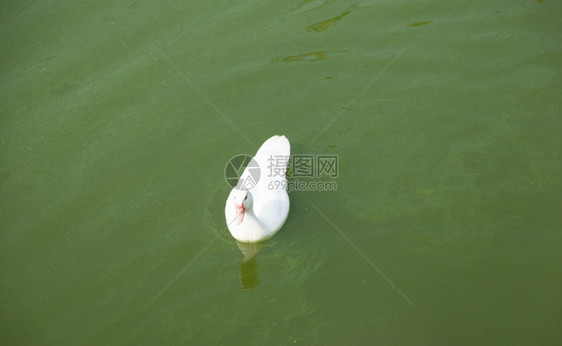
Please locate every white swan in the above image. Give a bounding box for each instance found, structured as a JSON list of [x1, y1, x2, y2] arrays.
[[225, 135, 290, 243]]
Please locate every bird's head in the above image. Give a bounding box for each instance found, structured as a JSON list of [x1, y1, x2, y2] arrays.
[[232, 189, 253, 225]]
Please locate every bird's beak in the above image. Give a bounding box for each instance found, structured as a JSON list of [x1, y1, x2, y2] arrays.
[[235, 203, 245, 225]]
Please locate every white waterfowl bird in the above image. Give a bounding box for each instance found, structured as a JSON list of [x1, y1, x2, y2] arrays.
[[225, 135, 290, 243]]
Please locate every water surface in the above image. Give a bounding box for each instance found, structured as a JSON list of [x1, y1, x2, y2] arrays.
[[1, 0, 561, 344]]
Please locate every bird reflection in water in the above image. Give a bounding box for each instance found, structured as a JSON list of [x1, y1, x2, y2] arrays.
[[236, 241, 264, 290]]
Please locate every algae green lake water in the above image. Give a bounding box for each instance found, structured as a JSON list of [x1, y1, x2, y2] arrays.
[[1, 0, 561, 344]]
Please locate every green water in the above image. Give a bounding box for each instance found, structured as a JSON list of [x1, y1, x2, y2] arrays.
[[1, 0, 561, 344]]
